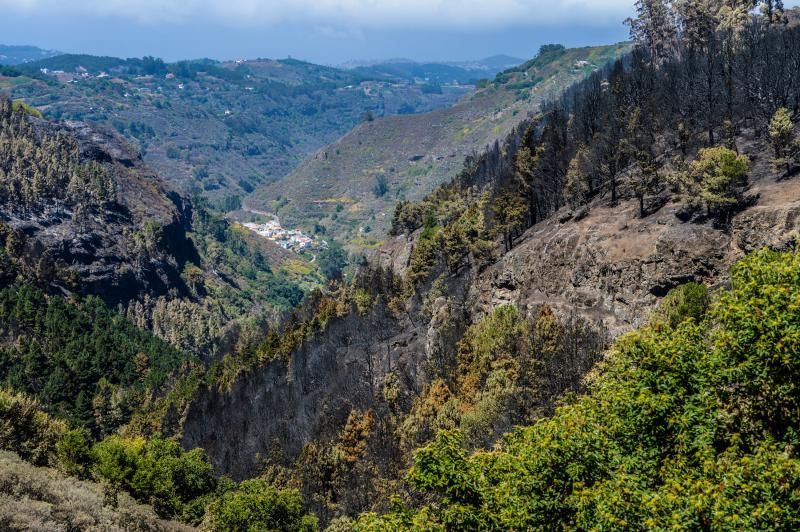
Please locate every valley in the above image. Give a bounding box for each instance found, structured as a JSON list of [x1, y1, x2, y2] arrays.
[[3, 55, 490, 205], [2, 1, 800, 531], [250, 43, 630, 252]]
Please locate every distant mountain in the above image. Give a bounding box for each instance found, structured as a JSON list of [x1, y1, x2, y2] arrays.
[[352, 61, 484, 84], [342, 55, 525, 84], [447, 54, 525, 72], [0, 44, 60, 65]]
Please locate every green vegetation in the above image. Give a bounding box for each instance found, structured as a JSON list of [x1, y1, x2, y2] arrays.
[[680, 147, 750, 214], [122, 197, 307, 358], [769, 107, 799, 176], [317, 239, 349, 281], [0, 450, 187, 531], [0, 97, 116, 211], [10, 53, 468, 202], [0, 284, 189, 435], [204, 479, 317, 531], [357, 248, 800, 529], [10, 99, 42, 118], [0, 388, 317, 528]]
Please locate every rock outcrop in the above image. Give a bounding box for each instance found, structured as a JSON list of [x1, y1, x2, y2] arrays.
[[1, 119, 198, 306]]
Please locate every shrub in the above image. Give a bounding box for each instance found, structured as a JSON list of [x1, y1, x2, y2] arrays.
[[0, 389, 66, 466], [649, 281, 709, 330], [0, 450, 188, 531], [92, 435, 216, 520], [203, 479, 317, 532]]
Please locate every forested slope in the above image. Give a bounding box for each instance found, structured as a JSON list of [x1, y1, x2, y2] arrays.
[[2, 1, 800, 530], [178, 2, 800, 527]]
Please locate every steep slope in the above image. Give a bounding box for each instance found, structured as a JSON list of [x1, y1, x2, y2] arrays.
[[0, 101, 196, 305], [248, 43, 629, 250], [177, 15, 800, 524], [8, 55, 469, 202], [183, 142, 800, 478]]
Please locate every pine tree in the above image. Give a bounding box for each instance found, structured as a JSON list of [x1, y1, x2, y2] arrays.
[[768, 107, 798, 175], [682, 147, 749, 215], [626, 0, 679, 65], [564, 146, 591, 209], [491, 192, 527, 253]]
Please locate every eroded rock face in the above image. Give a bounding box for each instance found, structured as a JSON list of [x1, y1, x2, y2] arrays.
[[469, 176, 800, 335], [182, 307, 434, 480], [1, 120, 196, 306]]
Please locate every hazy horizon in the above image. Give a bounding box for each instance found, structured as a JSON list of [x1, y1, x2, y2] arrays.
[[0, 0, 638, 65]]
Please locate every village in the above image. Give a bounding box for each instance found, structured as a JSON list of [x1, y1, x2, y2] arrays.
[[241, 218, 323, 252]]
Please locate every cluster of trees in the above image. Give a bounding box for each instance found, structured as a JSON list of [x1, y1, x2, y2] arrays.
[[0, 388, 317, 529], [357, 248, 800, 529], [0, 284, 189, 436], [120, 195, 307, 359], [0, 97, 116, 214], [555, 0, 796, 214], [194, 252, 608, 525]]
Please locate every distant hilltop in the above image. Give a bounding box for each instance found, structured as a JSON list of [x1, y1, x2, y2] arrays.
[[0, 44, 61, 65]]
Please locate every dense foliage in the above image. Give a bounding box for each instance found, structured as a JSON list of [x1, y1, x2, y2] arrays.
[[357, 248, 800, 529], [0, 284, 189, 435], [0, 388, 317, 528]]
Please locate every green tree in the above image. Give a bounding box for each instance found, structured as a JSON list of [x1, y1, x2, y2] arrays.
[[317, 240, 348, 281], [769, 107, 798, 175], [490, 191, 527, 252], [564, 145, 591, 209], [373, 174, 389, 197], [203, 479, 318, 532], [56, 427, 93, 478], [682, 146, 749, 215]]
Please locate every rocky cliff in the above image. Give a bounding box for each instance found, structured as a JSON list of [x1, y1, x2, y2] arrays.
[[1, 117, 197, 306]]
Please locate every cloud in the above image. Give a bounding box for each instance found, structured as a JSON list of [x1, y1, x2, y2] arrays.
[[0, 0, 635, 29]]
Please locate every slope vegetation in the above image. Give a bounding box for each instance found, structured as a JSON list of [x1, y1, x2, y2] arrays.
[[179, 8, 800, 527]]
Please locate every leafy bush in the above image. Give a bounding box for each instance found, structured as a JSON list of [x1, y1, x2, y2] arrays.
[[203, 479, 317, 532], [92, 435, 216, 521], [649, 281, 709, 329]]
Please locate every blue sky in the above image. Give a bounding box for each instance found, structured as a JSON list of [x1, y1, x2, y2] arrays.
[[0, 1, 793, 65]]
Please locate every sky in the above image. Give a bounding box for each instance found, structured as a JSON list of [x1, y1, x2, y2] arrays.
[[0, 0, 771, 65]]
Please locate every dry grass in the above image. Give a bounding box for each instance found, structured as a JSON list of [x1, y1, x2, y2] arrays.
[[0, 451, 194, 531]]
